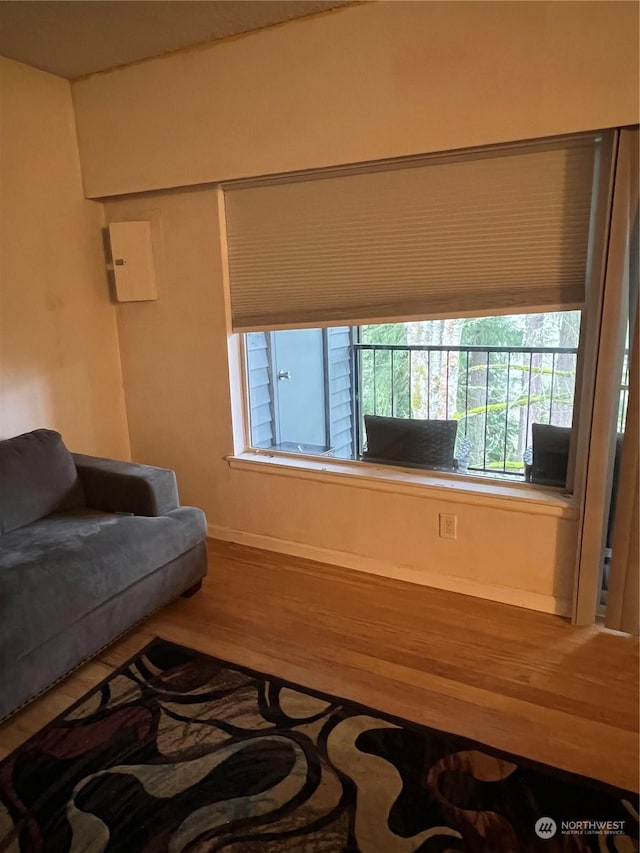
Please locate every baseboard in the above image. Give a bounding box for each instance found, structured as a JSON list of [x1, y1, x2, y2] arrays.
[[207, 524, 570, 616]]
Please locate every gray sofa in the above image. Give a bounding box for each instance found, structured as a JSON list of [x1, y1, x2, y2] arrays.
[[0, 429, 208, 720]]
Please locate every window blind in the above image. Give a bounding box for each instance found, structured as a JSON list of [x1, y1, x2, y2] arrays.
[[224, 134, 602, 332]]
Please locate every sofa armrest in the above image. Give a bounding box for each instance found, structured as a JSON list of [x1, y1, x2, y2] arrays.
[[72, 453, 179, 516]]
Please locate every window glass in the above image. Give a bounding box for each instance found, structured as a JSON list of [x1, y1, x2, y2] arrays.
[[245, 311, 581, 483]]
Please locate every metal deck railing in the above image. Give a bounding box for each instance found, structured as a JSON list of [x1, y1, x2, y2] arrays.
[[354, 343, 579, 476]]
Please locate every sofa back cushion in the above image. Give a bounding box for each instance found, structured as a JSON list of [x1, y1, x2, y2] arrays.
[[0, 429, 84, 534]]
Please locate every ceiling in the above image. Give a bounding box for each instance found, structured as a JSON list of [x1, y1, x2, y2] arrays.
[[0, 0, 354, 80]]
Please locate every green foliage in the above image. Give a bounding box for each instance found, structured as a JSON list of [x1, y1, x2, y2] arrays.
[[360, 324, 411, 419], [460, 315, 523, 347], [455, 314, 577, 470], [360, 324, 408, 345], [358, 313, 580, 474]]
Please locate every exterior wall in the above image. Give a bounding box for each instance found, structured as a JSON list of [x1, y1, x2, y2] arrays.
[[72, 1, 639, 198], [0, 58, 130, 458], [246, 332, 274, 448], [247, 327, 354, 457], [326, 327, 354, 459]]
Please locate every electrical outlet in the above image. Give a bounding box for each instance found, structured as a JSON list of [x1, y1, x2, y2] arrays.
[[439, 513, 457, 539]]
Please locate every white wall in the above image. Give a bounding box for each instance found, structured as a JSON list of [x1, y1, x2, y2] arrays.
[[0, 58, 130, 457], [73, 1, 639, 197], [78, 2, 639, 612], [103, 189, 225, 511], [104, 187, 577, 614]]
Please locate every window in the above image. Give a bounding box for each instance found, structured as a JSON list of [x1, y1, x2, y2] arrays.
[[226, 131, 614, 495], [244, 311, 582, 483]]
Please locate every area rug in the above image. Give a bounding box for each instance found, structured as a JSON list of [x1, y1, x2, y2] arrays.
[[0, 639, 637, 853]]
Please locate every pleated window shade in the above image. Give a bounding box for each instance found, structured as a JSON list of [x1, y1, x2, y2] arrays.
[[224, 135, 601, 332]]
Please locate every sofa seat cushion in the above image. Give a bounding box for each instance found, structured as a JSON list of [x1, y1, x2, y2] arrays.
[[0, 507, 206, 666]]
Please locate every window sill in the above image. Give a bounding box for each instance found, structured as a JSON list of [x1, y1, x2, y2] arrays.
[[227, 452, 578, 519]]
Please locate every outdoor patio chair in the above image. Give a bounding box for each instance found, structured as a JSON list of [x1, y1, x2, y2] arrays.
[[526, 424, 623, 600], [363, 415, 458, 471], [528, 423, 572, 487]]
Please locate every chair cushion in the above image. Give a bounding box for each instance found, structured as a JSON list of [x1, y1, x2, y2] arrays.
[[0, 507, 206, 666], [0, 429, 84, 535]]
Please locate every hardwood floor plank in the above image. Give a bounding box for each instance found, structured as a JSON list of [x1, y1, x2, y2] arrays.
[[1, 539, 637, 790]]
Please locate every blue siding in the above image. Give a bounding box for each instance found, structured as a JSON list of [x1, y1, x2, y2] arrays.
[[246, 328, 353, 458], [245, 332, 274, 448], [326, 327, 354, 458]]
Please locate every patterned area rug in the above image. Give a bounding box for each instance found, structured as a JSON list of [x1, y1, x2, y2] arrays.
[[0, 639, 637, 853]]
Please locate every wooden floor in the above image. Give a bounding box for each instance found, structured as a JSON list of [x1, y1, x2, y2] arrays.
[[1, 539, 638, 792]]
